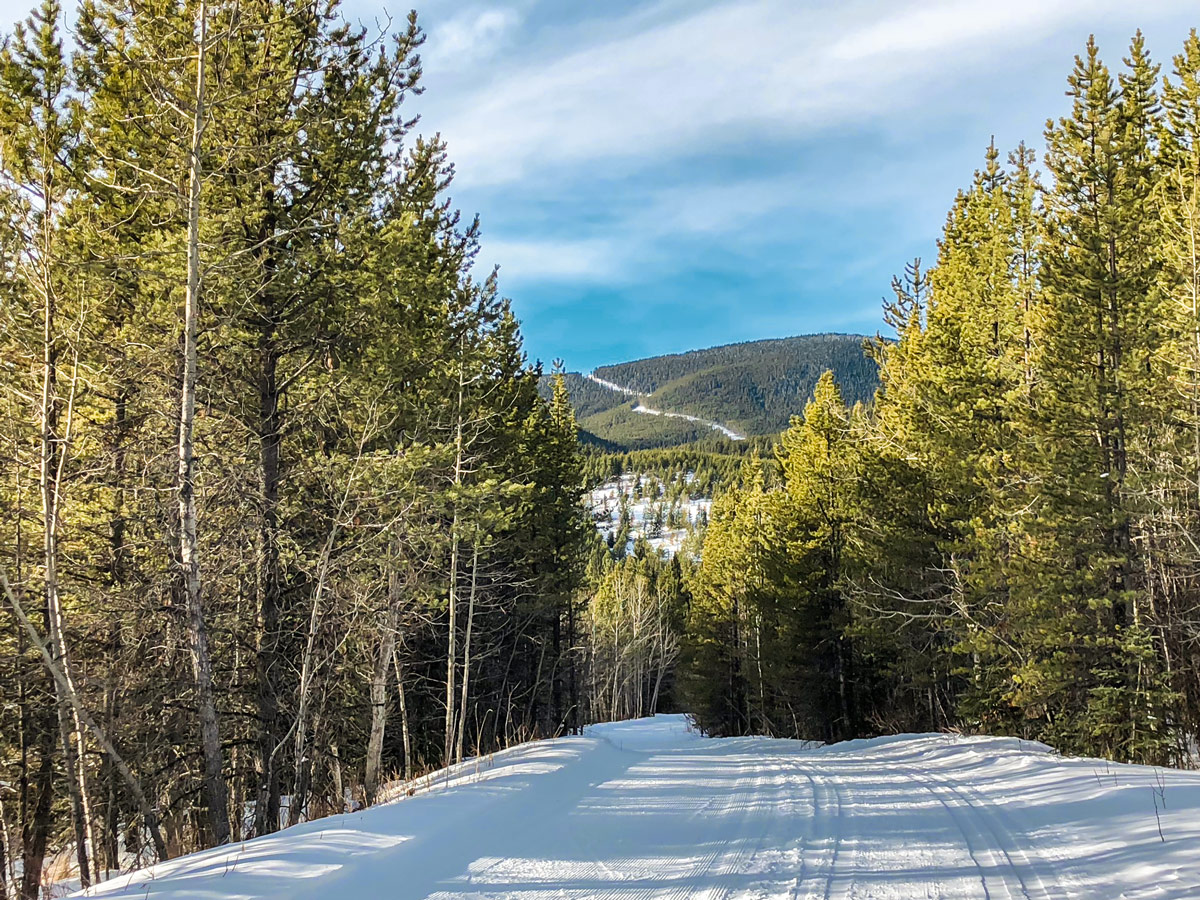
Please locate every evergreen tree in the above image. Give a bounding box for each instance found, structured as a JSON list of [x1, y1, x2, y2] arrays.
[[1009, 35, 1174, 759]]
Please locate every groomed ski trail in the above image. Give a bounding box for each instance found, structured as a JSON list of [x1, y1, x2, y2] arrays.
[[584, 373, 746, 441], [76, 715, 1200, 899]]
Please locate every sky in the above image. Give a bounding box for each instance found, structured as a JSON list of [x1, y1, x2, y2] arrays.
[[4, 0, 1197, 372]]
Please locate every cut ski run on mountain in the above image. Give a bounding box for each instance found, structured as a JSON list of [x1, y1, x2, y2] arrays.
[[77, 715, 1200, 900], [584, 373, 747, 442]]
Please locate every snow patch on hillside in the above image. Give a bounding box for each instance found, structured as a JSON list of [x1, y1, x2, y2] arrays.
[[585, 373, 645, 397], [631, 402, 746, 441], [588, 473, 710, 557]]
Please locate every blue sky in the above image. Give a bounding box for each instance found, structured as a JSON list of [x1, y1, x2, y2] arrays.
[[3, 0, 1197, 371], [398, 0, 1199, 372]]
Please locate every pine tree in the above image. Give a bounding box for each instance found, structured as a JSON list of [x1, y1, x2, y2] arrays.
[[773, 372, 859, 740], [0, 0, 97, 880], [1011, 35, 1174, 760], [1154, 30, 1200, 737]]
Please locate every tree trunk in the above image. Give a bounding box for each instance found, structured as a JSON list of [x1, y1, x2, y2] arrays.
[[101, 385, 130, 873], [455, 546, 479, 764], [363, 565, 399, 804], [363, 642, 391, 804], [392, 649, 412, 781], [0, 796, 11, 900], [567, 591, 577, 734], [444, 356, 465, 766], [552, 596, 563, 731], [328, 743, 344, 814], [176, 0, 230, 846], [289, 559, 323, 826], [290, 492, 347, 825], [1, 566, 170, 861], [444, 525, 458, 766], [253, 337, 283, 836], [290, 427, 365, 826], [19, 742, 53, 900]]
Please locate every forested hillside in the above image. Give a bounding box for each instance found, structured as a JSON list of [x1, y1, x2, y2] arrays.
[[675, 32, 1200, 765], [547, 373, 635, 419], [0, 1, 589, 893], [540, 333, 879, 449], [577, 403, 715, 449]]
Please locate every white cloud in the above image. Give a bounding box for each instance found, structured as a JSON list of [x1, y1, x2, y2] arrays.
[[480, 151, 951, 285], [422, 6, 522, 71], [830, 0, 1086, 61], [423, 0, 1191, 187], [483, 237, 622, 284], [479, 174, 801, 285]]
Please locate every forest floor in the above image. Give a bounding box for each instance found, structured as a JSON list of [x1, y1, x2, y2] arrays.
[[74, 714, 1200, 899]]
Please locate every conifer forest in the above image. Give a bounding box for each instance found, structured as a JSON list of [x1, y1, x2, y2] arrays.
[[5, 1, 1200, 896]]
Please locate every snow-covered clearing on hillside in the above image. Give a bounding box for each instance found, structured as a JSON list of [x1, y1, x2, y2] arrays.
[[585, 373, 645, 397], [589, 473, 709, 556], [75, 714, 1200, 899]]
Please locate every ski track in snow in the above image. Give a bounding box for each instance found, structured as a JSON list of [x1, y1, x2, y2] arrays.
[[75, 715, 1200, 899], [585, 373, 746, 441]]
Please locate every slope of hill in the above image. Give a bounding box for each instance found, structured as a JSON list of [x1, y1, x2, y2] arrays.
[[578, 402, 712, 449], [541, 333, 878, 450], [78, 715, 1200, 900]]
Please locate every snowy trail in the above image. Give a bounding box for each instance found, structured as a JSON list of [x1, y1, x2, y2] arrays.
[[585, 373, 647, 398], [584, 373, 746, 441], [78, 715, 1200, 899]]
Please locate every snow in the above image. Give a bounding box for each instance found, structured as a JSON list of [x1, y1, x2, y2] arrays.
[[72, 714, 1200, 899], [585, 373, 746, 441], [588, 473, 709, 557], [585, 373, 645, 398], [630, 403, 746, 441]]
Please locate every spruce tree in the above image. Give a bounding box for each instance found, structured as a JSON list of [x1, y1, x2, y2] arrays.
[[1012, 36, 1173, 760]]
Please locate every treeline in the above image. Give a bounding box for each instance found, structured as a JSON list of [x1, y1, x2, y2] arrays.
[[543, 335, 880, 451], [683, 31, 1200, 765], [0, 1, 586, 895], [583, 446, 750, 494]]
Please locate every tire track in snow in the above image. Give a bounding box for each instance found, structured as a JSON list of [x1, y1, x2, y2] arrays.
[[573, 780, 735, 900], [903, 766, 1016, 900], [556, 747, 771, 900], [909, 762, 1076, 900], [814, 769, 847, 900], [709, 761, 776, 900]]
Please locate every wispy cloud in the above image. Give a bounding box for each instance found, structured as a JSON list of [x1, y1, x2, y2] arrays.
[[484, 236, 622, 285], [421, 5, 522, 71], [476, 151, 951, 285], [477, 173, 803, 284], [424, 0, 1178, 188], [829, 0, 1114, 61]]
